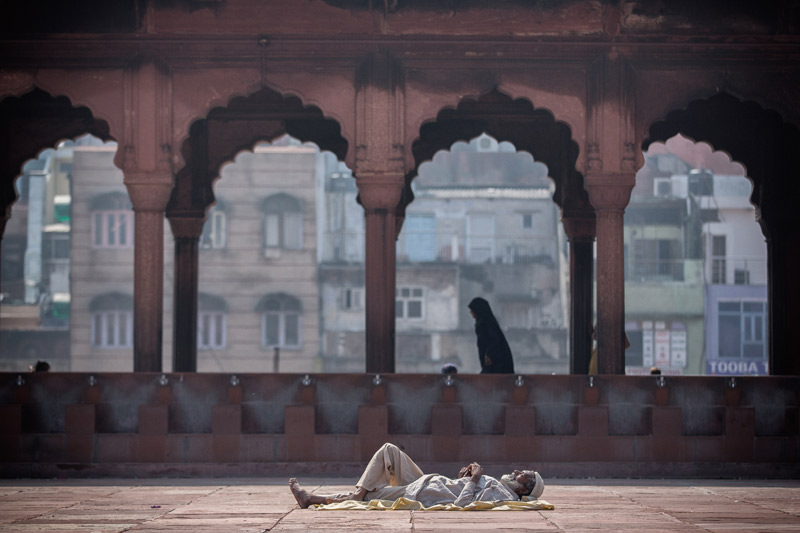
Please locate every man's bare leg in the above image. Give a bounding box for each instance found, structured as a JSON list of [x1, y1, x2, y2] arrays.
[[288, 478, 331, 508], [289, 479, 371, 508]]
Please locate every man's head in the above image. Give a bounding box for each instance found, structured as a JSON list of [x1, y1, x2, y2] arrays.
[[501, 470, 544, 499]]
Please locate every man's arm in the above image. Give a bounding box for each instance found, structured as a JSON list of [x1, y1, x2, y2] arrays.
[[457, 464, 474, 478], [453, 463, 484, 507]]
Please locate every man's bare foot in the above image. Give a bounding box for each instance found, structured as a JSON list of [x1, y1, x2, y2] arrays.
[[289, 478, 324, 509]]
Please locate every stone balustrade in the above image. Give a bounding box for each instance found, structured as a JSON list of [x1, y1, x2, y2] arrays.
[[1, 373, 797, 478]]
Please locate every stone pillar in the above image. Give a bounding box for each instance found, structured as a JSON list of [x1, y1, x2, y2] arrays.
[[125, 175, 173, 372], [584, 173, 634, 374], [760, 216, 800, 375], [168, 214, 205, 372], [562, 215, 596, 374], [357, 175, 404, 374], [354, 50, 406, 373]]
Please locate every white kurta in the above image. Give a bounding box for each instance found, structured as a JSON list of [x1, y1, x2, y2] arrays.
[[399, 473, 518, 507], [351, 443, 519, 507]]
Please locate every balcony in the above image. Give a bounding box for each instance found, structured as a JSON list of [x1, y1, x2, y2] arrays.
[[710, 255, 767, 285], [319, 232, 560, 266], [397, 233, 558, 265]]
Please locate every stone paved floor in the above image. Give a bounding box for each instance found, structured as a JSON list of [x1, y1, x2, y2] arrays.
[[0, 478, 798, 532]]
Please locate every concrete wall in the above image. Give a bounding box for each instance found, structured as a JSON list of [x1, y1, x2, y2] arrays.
[[1, 373, 797, 478]]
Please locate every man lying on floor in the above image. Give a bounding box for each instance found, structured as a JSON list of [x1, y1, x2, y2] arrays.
[[289, 442, 545, 509]]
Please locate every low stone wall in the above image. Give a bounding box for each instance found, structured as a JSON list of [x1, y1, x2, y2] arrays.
[[1, 373, 798, 478]]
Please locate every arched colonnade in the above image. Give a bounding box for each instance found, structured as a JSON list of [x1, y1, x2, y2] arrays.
[[1, 50, 799, 375]]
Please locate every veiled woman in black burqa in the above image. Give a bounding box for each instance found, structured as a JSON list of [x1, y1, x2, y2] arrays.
[[468, 297, 515, 374]]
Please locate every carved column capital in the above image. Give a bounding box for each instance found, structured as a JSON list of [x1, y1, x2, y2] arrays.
[[124, 173, 174, 212], [356, 172, 405, 212], [168, 213, 206, 240], [584, 172, 635, 213], [562, 215, 596, 242]]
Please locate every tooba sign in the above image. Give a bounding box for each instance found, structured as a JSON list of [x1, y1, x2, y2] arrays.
[[707, 360, 768, 375]]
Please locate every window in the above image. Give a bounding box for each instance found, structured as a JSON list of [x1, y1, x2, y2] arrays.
[[400, 213, 436, 262], [198, 312, 226, 349], [630, 239, 682, 281], [198, 293, 227, 349], [90, 292, 133, 348], [718, 301, 766, 359], [200, 206, 227, 249], [522, 213, 533, 229], [258, 293, 302, 348], [711, 235, 726, 284], [734, 269, 750, 285], [340, 287, 364, 311], [262, 194, 303, 251], [90, 192, 134, 249], [467, 213, 495, 263], [43, 234, 70, 260], [396, 287, 424, 320], [92, 211, 134, 248]]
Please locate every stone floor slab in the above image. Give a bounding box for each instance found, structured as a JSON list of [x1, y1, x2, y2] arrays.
[[0, 478, 799, 531]]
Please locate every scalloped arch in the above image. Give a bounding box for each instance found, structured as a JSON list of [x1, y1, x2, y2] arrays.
[[408, 87, 589, 212], [0, 87, 112, 219], [169, 85, 348, 216], [643, 91, 800, 213], [174, 77, 353, 170]]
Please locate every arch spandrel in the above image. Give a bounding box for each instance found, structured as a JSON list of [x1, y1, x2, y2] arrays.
[[403, 71, 498, 172], [33, 69, 126, 144], [497, 73, 588, 155], [0, 71, 36, 101], [171, 68, 263, 172], [633, 70, 722, 146], [266, 70, 357, 167]]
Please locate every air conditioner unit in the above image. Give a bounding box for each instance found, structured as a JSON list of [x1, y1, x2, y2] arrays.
[[654, 178, 673, 197]]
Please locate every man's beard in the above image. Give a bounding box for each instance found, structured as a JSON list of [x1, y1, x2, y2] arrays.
[[500, 474, 524, 495]]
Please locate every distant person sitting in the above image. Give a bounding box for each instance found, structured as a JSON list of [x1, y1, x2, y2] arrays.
[[649, 366, 662, 375], [30, 360, 50, 372], [440, 363, 458, 375], [467, 297, 515, 374]]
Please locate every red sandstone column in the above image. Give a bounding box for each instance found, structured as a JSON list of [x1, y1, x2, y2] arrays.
[[562, 216, 596, 374], [357, 175, 404, 374], [585, 173, 633, 374], [125, 175, 173, 372], [168, 214, 204, 372]]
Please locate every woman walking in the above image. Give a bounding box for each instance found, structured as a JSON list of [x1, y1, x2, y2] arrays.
[[468, 297, 515, 374]]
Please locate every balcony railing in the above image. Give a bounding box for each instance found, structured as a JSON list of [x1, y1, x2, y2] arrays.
[[396, 233, 558, 265], [710, 255, 767, 285], [319, 232, 560, 266], [622, 256, 767, 284], [625, 259, 686, 282]]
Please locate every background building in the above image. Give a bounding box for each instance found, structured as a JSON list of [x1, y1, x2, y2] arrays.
[[623, 135, 767, 375]]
